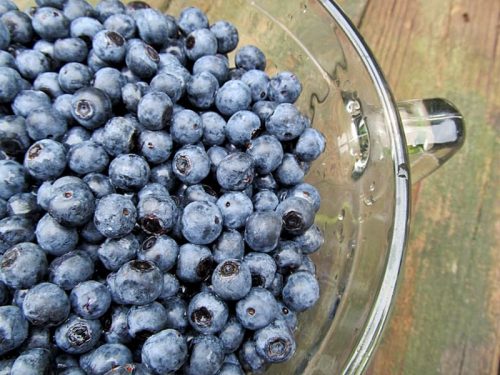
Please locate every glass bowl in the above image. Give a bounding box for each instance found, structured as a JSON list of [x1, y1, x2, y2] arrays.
[[153, 1, 464, 373], [14, 0, 464, 373]]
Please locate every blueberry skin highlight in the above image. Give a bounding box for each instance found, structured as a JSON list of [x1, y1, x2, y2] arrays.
[[141, 329, 187, 373], [181, 201, 223, 245], [282, 271, 320, 312], [22, 282, 70, 326], [94, 194, 137, 239], [83, 173, 115, 199], [0, 305, 28, 355], [0, 242, 48, 289]]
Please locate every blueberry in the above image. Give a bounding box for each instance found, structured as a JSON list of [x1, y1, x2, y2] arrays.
[[294, 127, 326, 162], [103, 363, 152, 375], [202, 112, 226, 146], [135, 129, 172, 165], [63, 0, 96, 21], [22, 282, 70, 326], [186, 71, 219, 109], [54, 354, 80, 371], [0, 160, 26, 201], [244, 211, 281, 253], [141, 329, 187, 373], [150, 161, 177, 192], [0, 50, 15, 68], [125, 42, 159, 79], [275, 153, 305, 186], [193, 55, 229, 85], [70, 17, 104, 44], [288, 182, 321, 212], [97, 235, 138, 272], [138, 235, 178, 272], [68, 141, 109, 175], [12, 90, 51, 117], [292, 224, 324, 255], [170, 109, 202, 145], [54, 314, 101, 354], [0, 280, 8, 304], [49, 251, 94, 290], [35, 0, 65, 8], [32, 7, 69, 41], [185, 335, 224, 375], [22, 325, 52, 350], [80, 343, 133, 375], [109, 154, 150, 191], [0, 115, 29, 158], [0, 19, 9, 51], [161, 37, 186, 65], [282, 271, 320, 312], [0, 216, 34, 254], [33, 72, 63, 98], [252, 190, 279, 212], [158, 273, 180, 301], [177, 7, 208, 35], [76, 219, 103, 243], [217, 363, 245, 375], [218, 317, 246, 355], [266, 103, 305, 141], [72, 87, 112, 129], [102, 116, 138, 157], [216, 152, 254, 191], [23, 139, 66, 180], [93, 67, 127, 105], [126, 301, 168, 339], [181, 201, 222, 245], [216, 192, 252, 229], [244, 252, 277, 289], [121, 82, 147, 112], [235, 45, 266, 71], [182, 184, 218, 205], [15, 49, 51, 82], [83, 173, 115, 198], [172, 145, 210, 185], [157, 53, 191, 85], [212, 230, 244, 264], [55, 94, 78, 125], [225, 110, 261, 147], [0, 242, 47, 289], [268, 71, 302, 103], [0, 358, 14, 374], [104, 13, 136, 39], [238, 339, 265, 373], [297, 254, 316, 274], [207, 145, 228, 173], [1, 10, 33, 44], [161, 296, 188, 332], [134, 8, 176, 46], [11, 288, 28, 309], [6, 193, 39, 218], [54, 37, 89, 62], [90, 126, 106, 146], [210, 20, 238, 54], [215, 80, 251, 116], [254, 319, 296, 363], [268, 272, 284, 298], [137, 91, 173, 130], [48, 179, 95, 227], [138, 183, 169, 200], [184, 28, 217, 61], [0, 0, 17, 14], [273, 241, 302, 274], [92, 29, 126, 64], [241, 70, 270, 102], [113, 260, 163, 305], [11, 348, 51, 374], [95, 0, 126, 23], [94, 194, 137, 239], [104, 306, 132, 344], [70, 280, 111, 320], [0, 305, 28, 355], [236, 287, 278, 330], [276, 302, 298, 332], [149, 73, 183, 103], [212, 259, 252, 302], [176, 243, 213, 283], [276, 196, 315, 235], [252, 100, 278, 123], [188, 292, 228, 335]]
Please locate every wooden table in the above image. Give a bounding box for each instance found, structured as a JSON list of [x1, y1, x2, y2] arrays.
[[334, 0, 500, 373]]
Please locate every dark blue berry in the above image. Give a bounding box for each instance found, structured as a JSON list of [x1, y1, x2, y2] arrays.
[[94, 194, 136, 239], [266, 103, 305, 141], [104, 306, 132, 344], [6, 193, 39, 218], [252, 190, 279, 212], [0, 115, 29, 158], [212, 230, 244, 264], [184, 28, 217, 61], [125, 41, 159, 79], [292, 224, 324, 254], [80, 343, 133, 375], [102, 116, 138, 156], [49, 250, 94, 290], [26, 108, 68, 142], [138, 235, 178, 272], [93, 67, 127, 105], [22, 282, 70, 326], [268, 71, 302, 103], [109, 154, 150, 191], [134, 8, 176, 46], [54, 37, 89, 62], [288, 182, 321, 212], [177, 7, 208, 35], [207, 145, 228, 173], [137, 193, 177, 235], [0, 242, 47, 289], [63, 0, 96, 21], [273, 241, 302, 274], [236, 287, 278, 330], [225, 110, 261, 147], [185, 335, 224, 375], [176, 243, 213, 283], [32, 7, 69, 41], [193, 55, 229, 85], [162, 296, 188, 332], [235, 45, 266, 71], [1, 10, 33, 44], [121, 82, 147, 112], [244, 211, 281, 253], [98, 234, 139, 271], [33, 72, 63, 98], [210, 20, 238, 54], [83, 173, 115, 198], [0, 305, 28, 355], [182, 184, 218, 205], [127, 302, 167, 339], [68, 141, 109, 175], [172, 145, 210, 185], [218, 363, 245, 375], [216, 152, 254, 191], [95, 0, 126, 23], [70, 17, 104, 43], [150, 161, 177, 192], [55, 94, 78, 124], [70, 280, 111, 319], [15, 49, 50, 80], [252, 100, 278, 123], [104, 13, 136, 39], [238, 339, 265, 373], [275, 153, 305, 186], [215, 80, 251, 116], [112, 260, 163, 305], [294, 127, 326, 162], [137, 91, 173, 130], [24, 139, 67, 180], [72, 87, 112, 129], [254, 319, 296, 363], [241, 69, 269, 102], [202, 112, 226, 146], [11, 348, 51, 374], [212, 259, 252, 302], [171, 109, 203, 145], [218, 317, 245, 355], [181, 201, 222, 245], [244, 252, 277, 289], [141, 329, 187, 373], [0, 18, 10, 51], [0, 216, 34, 254], [0, 50, 15, 68], [188, 291, 228, 335], [136, 129, 172, 164], [158, 273, 180, 301], [54, 314, 101, 354], [12, 90, 51, 117], [0, 160, 26, 200], [216, 192, 253, 230], [276, 196, 315, 235], [282, 271, 320, 312], [186, 71, 219, 109]]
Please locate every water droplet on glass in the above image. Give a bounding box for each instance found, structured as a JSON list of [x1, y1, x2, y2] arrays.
[[337, 209, 345, 221]]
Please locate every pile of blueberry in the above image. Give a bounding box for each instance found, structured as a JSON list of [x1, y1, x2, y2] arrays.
[[0, 0, 327, 373]]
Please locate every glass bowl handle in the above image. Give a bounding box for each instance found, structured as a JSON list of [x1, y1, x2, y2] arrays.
[[397, 98, 465, 183]]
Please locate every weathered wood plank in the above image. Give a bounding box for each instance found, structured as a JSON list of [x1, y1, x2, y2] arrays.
[[357, 0, 500, 374]]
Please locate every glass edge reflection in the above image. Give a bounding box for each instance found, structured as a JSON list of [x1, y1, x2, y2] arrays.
[[318, 1, 411, 374]]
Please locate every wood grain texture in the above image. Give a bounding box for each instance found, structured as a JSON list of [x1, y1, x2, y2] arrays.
[[342, 0, 500, 374]]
